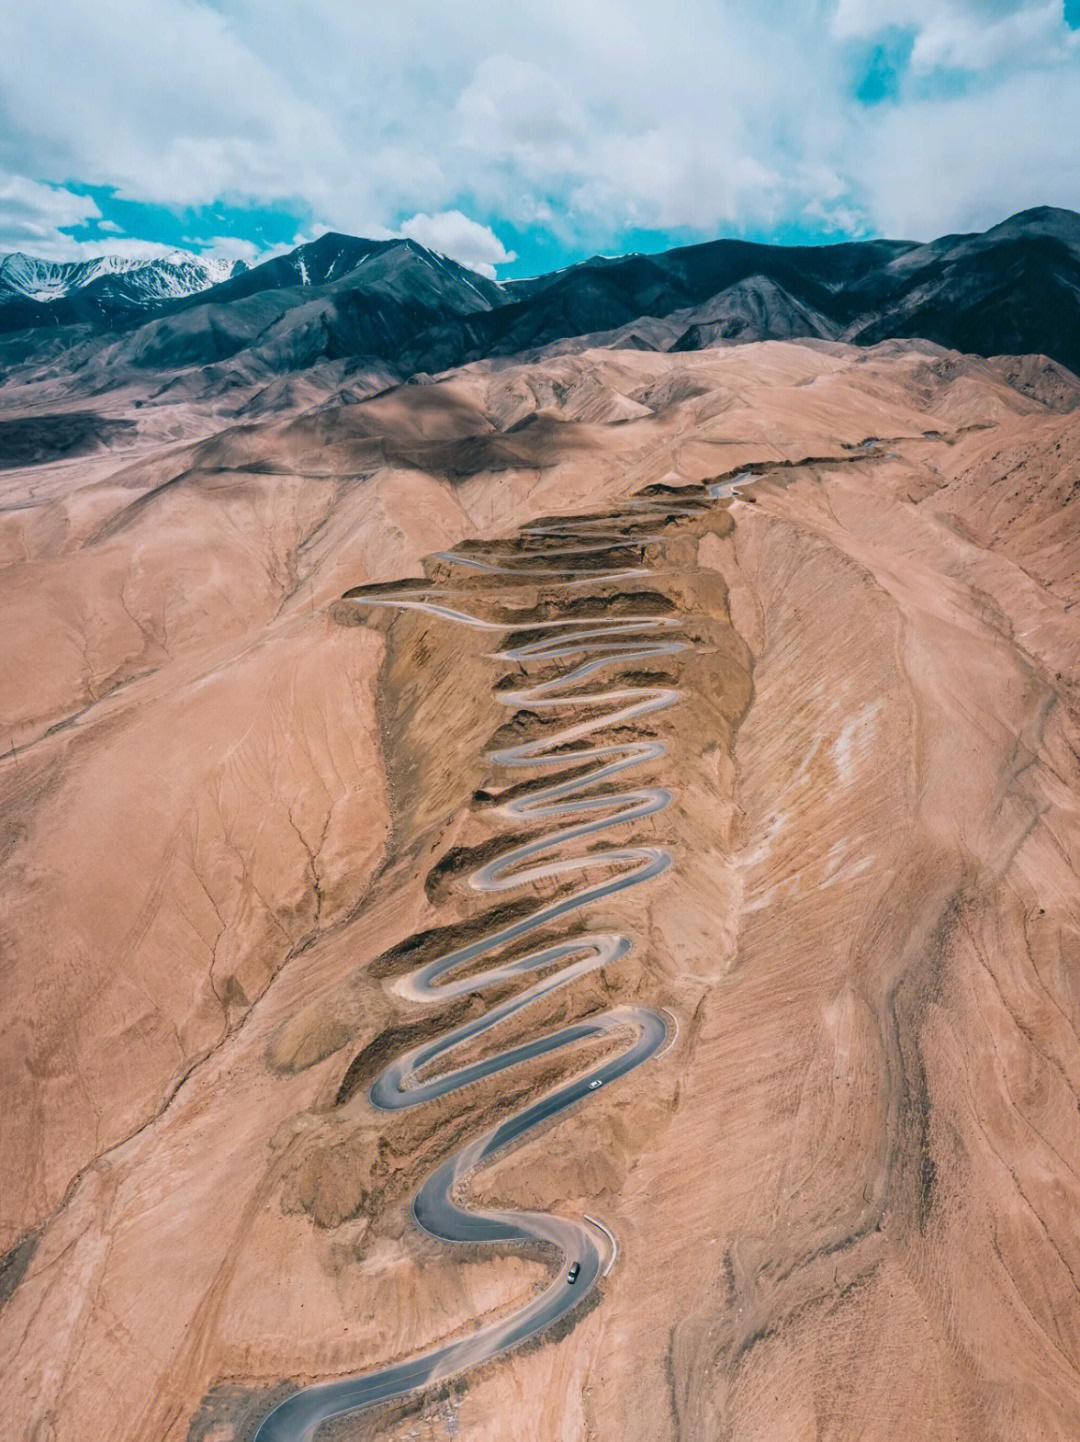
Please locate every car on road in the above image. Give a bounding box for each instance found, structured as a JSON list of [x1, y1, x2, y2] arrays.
[[588, 1079, 602, 1089], [567, 1262, 581, 1284]]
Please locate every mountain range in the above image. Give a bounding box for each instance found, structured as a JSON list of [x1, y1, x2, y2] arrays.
[[0, 249, 246, 322], [6, 191, 1080, 1442], [3, 207, 1080, 397]]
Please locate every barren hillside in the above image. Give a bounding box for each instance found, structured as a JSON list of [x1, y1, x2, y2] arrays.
[[3, 338, 1080, 1441]]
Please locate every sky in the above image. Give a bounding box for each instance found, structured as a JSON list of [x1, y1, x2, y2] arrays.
[[2, 0, 1079, 279]]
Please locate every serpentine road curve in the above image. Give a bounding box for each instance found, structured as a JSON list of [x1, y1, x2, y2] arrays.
[[253, 476, 752, 1441]]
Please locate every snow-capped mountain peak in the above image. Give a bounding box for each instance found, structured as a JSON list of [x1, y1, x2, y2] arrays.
[[0, 249, 247, 307]]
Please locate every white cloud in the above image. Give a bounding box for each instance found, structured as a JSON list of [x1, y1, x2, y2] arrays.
[[0, 0, 345, 210], [0, 173, 101, 255], [456, 56, 589, 174], [399, 210, 517, 278], [833, 0, 1078, 71], [0, 0, 1078, 265], [0, 2, 857, 249], [199, 235, 275, 266], [853, 62, 1080, 236]]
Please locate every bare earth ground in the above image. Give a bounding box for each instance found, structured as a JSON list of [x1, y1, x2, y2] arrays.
[[3, 338, 1080, 1440]]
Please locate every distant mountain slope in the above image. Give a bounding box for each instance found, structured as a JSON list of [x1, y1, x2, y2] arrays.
[[668, 276, 840, 349], [96, 238, 504, 379], [166, 232, 502, 312], [0, 250, 246, 329], [843, 210, 1080, 366], [402, 209, 1080, 376], [2, 208, 1080, 388]]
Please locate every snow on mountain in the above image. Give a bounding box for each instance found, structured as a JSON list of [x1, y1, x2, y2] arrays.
[[0, 250, 247, 307]]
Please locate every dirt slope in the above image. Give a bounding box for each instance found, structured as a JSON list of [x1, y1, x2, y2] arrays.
[[3, 339, 1080, 1441]]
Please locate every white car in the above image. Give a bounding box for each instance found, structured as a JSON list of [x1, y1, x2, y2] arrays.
[[588, 1079, 602, 1090]]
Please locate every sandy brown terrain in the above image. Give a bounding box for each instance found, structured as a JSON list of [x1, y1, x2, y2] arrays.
[[3, 337, 1080, 1440]]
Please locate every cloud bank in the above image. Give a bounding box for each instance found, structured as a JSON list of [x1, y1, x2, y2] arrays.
[[1, 0, 1078, 272]]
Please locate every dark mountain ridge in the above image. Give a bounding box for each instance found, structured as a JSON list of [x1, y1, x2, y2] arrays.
[[3, 207, 1079, 394]]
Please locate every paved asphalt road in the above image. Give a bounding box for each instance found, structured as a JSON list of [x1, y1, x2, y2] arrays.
[[251, 484, 722, 1441]]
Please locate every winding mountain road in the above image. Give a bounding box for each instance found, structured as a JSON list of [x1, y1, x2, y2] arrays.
[[253, 476, 752, 1441]]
